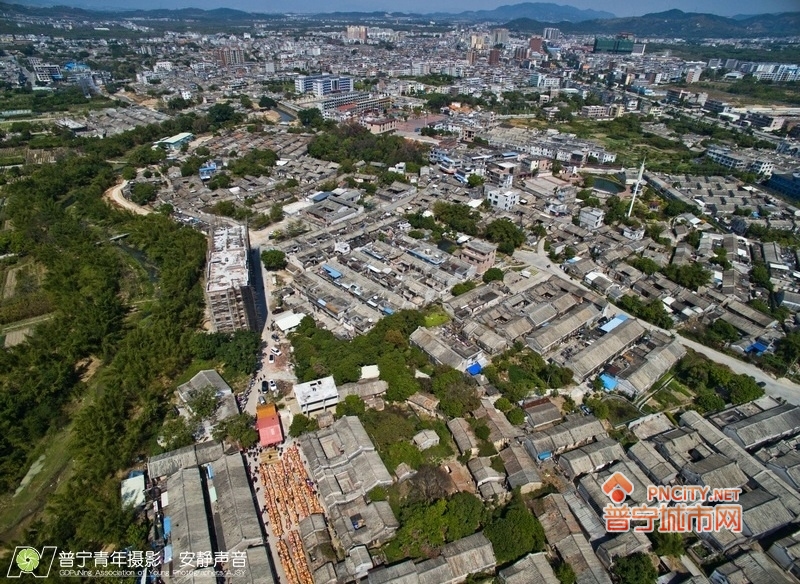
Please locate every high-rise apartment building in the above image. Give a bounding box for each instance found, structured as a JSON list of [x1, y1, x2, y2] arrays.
[[529, 36, 543, 52], [470, 34, 485, 49], [466, 49, 478, 65], [685, 67, 703, 84], [488, 49, 501, 66], [206, 225, 257, 333], [543, 28, 560, 40], [346, 25, 368, 43], [215, 47, 244, 66], [491, 28, 509, 46], [513, 47, 529, 61]]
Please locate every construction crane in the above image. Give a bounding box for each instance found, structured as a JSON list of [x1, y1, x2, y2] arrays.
[[627, 158, 646, 218]]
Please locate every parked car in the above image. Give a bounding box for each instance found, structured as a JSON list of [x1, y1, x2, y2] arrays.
[[271, 333, 280, 341], [271, 347, 282, 356], [268, 353, 276, 364], [269, 379, 277, 391], [580, 405, 592, 416], [261, 380, 268, 393]]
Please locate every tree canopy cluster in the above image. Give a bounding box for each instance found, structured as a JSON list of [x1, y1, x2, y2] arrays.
[[675, 351, 764, 409], [189, 330, 261, 376], [617, 295, 674, 329], [483, 343, 573, 403], [662, 262, 711, 291], [290, 311, 425, 391], [0, 153, 208, 551], [307, 122, 429, 168]]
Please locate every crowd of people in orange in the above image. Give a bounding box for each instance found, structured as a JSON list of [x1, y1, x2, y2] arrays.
[[259, 445, 324, 584]]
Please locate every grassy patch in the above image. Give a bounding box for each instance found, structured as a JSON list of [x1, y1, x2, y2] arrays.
[[606, 398, 641, 426], [424, 310, 451, 328], [0, 421, 74, 542], [653, 389, 681, 409]]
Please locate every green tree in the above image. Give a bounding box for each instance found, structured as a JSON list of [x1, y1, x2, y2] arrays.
[[555, 561, 576, 584], [289, 414, 319, 437], [160, 416, 195, 451], [484, 494, 545, 564], [444, 492, 485, 540], [482, 268, 504, 283], [650, 531, 684, 557], [611, 553, 657, 584], [468, 174, 485, 187], [130, 182, 158, 205], [121, 167, 136, 180], [187, 386, 217, 420], [207, 102, 240, 127], [298, 108, 324, 128], [495, 397, 513, 412], [451, 281, 477, 296], [485, 219, 525, 255], [261, 249, 287, 270], [506, 407, 526, 425], [431, 368, 479, 418], [212, 413, 258, 448], [259, 95, 277, 108], [336, 395, 366, 418]]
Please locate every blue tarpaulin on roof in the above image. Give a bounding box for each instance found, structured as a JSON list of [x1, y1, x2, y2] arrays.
[[163, 517, 171, 537], [748, 342, 768, 354], [599, 374, 618, 390], [466, 363, 482, 375]]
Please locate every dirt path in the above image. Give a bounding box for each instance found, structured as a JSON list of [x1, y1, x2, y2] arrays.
[[103, 179, 151, 216]]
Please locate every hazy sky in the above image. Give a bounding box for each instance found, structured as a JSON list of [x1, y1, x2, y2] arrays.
[[76, 0, 800, 16], [155, 0, 800, 16]]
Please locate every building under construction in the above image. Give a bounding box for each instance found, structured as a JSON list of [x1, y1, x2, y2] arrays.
[[205, 225, 257, 333]]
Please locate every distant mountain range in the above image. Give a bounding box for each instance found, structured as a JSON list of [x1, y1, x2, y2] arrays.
[[6, 0, 613, 21], [1, 1, 797, 37], [430, 3, 615, 23], [504, 9, 800, 37]]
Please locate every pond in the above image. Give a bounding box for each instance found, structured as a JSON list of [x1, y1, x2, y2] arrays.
[[274, 108, 295, 122], [592, 176, 625, 194]]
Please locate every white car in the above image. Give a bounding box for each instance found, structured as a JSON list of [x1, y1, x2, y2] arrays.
[[271, 347, 282, 356], [268, 379, 277, 391], [268, 353, 276, 364]]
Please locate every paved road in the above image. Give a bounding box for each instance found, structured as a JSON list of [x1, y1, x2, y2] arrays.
[[513, 246, 800, 405]]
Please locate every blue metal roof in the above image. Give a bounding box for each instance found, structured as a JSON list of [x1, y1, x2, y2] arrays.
[[748, 342, 768, 354], [322, 264, 342, 279], [163, 516, 171, 536], [466, 363, 482, 375], [600, 314, 628, 333]]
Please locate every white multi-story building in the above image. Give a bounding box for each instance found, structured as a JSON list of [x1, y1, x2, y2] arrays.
[[486, 189, 520, 211], [295, 74, 353, 96], [579, 207, 605, 230], [530, 73, 560, 89], [294, 376, 339, 415]]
